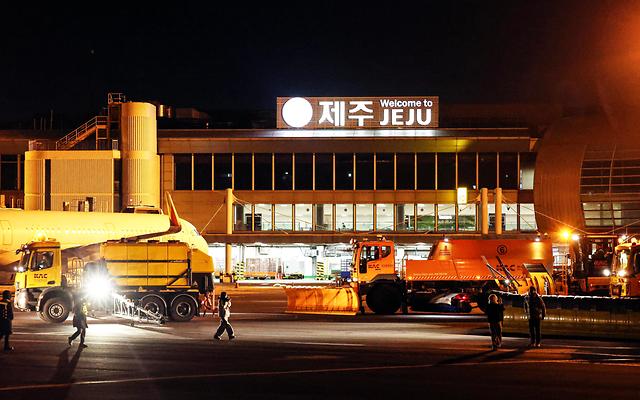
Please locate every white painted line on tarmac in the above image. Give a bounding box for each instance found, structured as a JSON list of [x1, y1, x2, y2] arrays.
[[2, 358, 640, 392], [284, 341, 365, 347]]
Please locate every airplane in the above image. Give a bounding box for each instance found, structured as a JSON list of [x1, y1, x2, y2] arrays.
[[0, 192, 212, 285]]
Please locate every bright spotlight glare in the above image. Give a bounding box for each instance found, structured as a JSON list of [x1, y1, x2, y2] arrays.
[[84, 275, 113, 300], [571, 234, 580, 241], [618, 269, 628, 278], [603, 268, 611, 277]]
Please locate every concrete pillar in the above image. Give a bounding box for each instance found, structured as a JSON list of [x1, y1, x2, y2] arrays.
[[495, 188, 503, 235], [225, 188, 233, 277], [481, 188, 489, 235]]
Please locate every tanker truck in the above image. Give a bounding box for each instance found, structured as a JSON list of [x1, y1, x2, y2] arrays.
[[13, 238, 215, 323], [284, 236, 556, 315]]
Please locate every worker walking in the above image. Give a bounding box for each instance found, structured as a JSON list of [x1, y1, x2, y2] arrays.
[[68, 296, 88, 348], [0, 290, 14, 351], [214, 292, 235, 341], [486, 293, 504, 350], [525, 286, 546, 348]]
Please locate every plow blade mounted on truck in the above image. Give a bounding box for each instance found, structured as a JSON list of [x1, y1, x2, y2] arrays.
[[284, 285, 360, 315]]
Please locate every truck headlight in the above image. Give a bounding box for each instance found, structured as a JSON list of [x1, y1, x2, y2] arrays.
[[84, 275, 113, 300]]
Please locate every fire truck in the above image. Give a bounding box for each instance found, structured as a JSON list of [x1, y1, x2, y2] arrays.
[[14, 238, 214, 323], [284, 237, 556, 315]]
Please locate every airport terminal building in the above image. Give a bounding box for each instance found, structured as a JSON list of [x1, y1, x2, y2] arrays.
[[1, 94, 639, 277]]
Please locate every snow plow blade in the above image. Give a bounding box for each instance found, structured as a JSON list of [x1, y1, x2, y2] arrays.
[[283, 285, 360, 315]]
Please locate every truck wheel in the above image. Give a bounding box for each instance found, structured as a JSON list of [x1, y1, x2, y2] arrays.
[[141, 295, 166, 316], [366, 284, 402, 315], [170, 295, 197, 322], [40, 297, 70, 323]]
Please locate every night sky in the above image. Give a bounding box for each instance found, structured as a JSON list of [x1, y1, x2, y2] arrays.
[[0, 1, 637, 128]]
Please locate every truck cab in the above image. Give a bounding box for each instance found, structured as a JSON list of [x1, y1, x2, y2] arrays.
[[14, 239, 73, 322]]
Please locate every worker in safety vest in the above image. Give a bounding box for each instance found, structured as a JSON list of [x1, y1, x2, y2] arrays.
[[0, 290, 14, 351]]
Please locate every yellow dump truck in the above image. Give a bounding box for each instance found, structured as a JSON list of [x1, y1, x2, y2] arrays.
[[14, 238, 214, 323], [285, 237, 556, 315]]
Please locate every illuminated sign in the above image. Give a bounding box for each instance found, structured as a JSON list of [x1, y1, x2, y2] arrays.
[[277, 96, 439, 129]]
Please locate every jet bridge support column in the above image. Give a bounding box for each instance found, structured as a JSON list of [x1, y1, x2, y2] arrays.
[[225, 188, 234, 280]]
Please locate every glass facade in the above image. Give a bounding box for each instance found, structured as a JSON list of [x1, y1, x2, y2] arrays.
[[231, 201, 537, 233], [176, 152, 538, 234], [176, 152, 534, 192]]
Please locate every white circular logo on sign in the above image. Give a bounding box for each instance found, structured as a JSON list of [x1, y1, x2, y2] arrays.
[[281, 97, 313, 128]]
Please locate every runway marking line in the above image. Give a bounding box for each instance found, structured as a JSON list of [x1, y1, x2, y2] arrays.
[[2, 358, 640, 392], [284, 341, 365, 347]]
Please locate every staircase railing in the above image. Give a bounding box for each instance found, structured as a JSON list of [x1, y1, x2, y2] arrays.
[[55, 115, 108, 150]]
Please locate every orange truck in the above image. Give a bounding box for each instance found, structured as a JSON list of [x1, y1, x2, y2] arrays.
[[284, 237, 556, 315]]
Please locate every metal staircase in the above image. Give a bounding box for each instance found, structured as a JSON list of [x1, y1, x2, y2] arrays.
[[55, 93, 125, 150], [55, 116, 108, 150]]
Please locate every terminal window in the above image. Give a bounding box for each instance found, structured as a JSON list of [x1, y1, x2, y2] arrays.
[[0, 155, 18, 191], [315, 154, 333, 190], [294, 153, 313, 190], [174, 154, 192, 190], [479, 153, 497, 189], [499, 153, 518, 189], [396, 153, 415, 190], [275, 153, 293, 190], [437, 153, 456, 190], [356, 154, 374, 190], [335, 154, 354, 190], [254, 154, 272, 190], [417, 153, 435, 190], [233, 153, 252, 190], [458, 153, 477, 190], [376, 153, 394, 190], [193, 154, 212, 190], [214, 154, 232, 190]]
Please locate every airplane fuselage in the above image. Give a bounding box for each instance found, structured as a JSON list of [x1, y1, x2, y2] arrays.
[[0, 208, 209, 270]]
